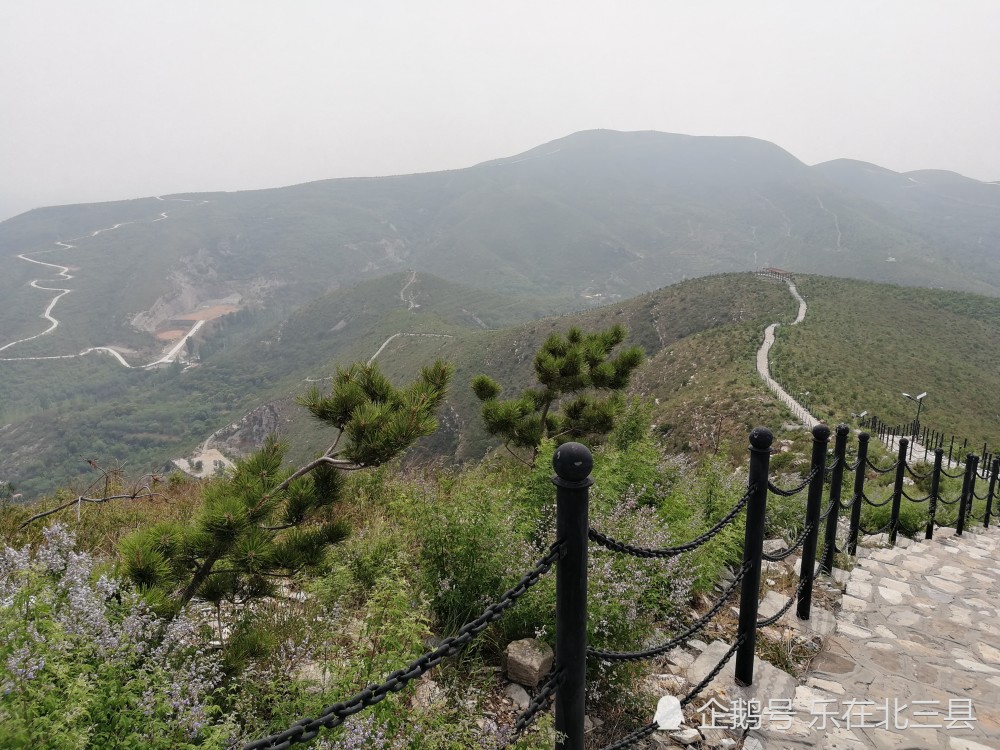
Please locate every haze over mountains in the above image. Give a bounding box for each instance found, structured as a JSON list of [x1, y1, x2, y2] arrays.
[[2, 130, 999, 496]]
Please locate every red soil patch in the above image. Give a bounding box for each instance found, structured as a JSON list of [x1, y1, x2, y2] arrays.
[[155, 329, 185, 341]]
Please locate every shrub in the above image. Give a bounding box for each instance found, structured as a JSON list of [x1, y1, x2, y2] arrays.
[[0, 524, 236, 749]]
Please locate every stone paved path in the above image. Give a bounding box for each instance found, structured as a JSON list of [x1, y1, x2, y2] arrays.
[[762, 525, 1000, 750]]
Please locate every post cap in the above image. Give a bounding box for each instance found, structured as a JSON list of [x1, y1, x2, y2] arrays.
[[749, 427, 774, 451], [553, 442, 593, 484], [858, 431, 870, 442], [812, 423, 831, 442], [836, 423, 850, 436]]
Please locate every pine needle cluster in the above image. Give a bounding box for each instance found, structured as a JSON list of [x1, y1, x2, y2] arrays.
[[472, 325, 643, 460], [119, 359, 453, 611]]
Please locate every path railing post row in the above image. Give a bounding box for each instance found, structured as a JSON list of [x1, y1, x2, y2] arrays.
[[888, 438, 908, 546], [926, 448, 944, 540], [957, 455, 974, 537], [985, 458, 999, 529], [797, 423, 830, 620], [821, 424, 849, 574], [847, 432, 869, 556], [552, 443, 593, 750], [735, 427, 773, 686]]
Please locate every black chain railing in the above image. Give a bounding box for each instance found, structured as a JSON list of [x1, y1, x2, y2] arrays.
[[756, 573, 810, 628], [761, 522, 813, 562], [858, 518, 893, 536], [905, 463, 934, 481], [588, 562, 750, 662], [862, 491, 893, 508], [598, 636, 746, 750], [243, 542, 564, 750], [599, 722, 660, 750], [588, 487, 752, 559], [251, 424, 1000, 750], [767, 467, 818, 497], [838, 492, 856, 511], [866, 458, 899, 475], [513, 669, 564, 736]]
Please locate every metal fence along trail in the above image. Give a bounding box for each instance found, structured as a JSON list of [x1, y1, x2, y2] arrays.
[[244, 424, 1000, 749]]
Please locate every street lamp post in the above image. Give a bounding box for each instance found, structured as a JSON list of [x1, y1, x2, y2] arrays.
[[902, 392, 927, 439]]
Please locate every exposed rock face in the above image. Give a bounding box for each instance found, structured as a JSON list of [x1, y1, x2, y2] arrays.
[[206, 403, 284, 458], [504, 638, 553, 688]]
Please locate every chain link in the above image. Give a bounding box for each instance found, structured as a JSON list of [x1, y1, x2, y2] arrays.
[[838, 493, 857, 511], [866, 458, 899, 475], [819, 499, 837, 522], [858, 518, 893, 535], [589, 487, 752, 559], [756, 573, 809, 628], [598, 722, 659, 750], [681, 635, 745, 707], [760, 521, 813, 562], [588, 562, 750, 662], [513, 668, 563, 736], [862, 491, 893, 508], [938, 493, 963, 506], [900, 488, 931, 503], [941, 467, 965, 479], [242, 542, 564, 750], [904, 463, 933, 481], [767, 468, 818, 497]]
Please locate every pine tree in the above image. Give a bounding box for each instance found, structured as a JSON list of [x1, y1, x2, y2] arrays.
[[119, 359, 452, 611], [472, 325, 643, 461]]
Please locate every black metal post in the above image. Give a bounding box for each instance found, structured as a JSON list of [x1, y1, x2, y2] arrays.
[[926, 448, 943, 540], [821, 424, 849, 574], [948, 436, 955, 466], [985, 458, 999, 529], [797, 424, 830, 620], [888, 438, 908, 546], [957, 456, 974, 537], [967, 456, 980, 526], [735, 427, 773, 686], [552, 443, 592, 750], [847, 432, 869, 556]]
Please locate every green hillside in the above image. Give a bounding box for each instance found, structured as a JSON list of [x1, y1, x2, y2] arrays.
[[5, 265, 1000, 499], [769, 276, 1000, 450], [1, 272, 798, 497]]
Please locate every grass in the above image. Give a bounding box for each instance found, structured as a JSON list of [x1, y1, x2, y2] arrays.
[[769, 275, 1000, 451]]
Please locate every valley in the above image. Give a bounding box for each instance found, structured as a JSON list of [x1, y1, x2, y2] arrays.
[[1, 130, 999, 498]]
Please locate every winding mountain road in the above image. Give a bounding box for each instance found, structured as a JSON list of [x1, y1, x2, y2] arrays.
[[755, 273, 819, 428], [0, 199, 204, 368], [755, 273, 944, 464]]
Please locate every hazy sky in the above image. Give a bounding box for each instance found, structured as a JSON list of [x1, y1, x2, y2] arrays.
[[2, 1, 998, 222]]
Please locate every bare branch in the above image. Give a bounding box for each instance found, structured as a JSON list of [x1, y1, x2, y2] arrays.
[[503, 443, 535, 468], [19, 490, 162, 528]]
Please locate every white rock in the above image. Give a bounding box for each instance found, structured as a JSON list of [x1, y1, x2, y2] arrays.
[[669, 727, 701, 745]]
